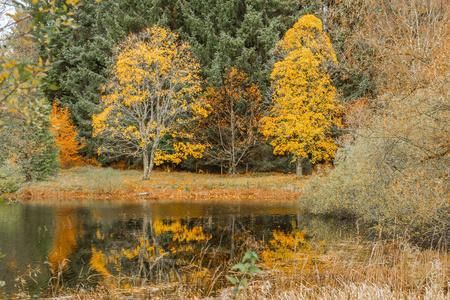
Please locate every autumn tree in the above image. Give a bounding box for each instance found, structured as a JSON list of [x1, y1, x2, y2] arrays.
[[93, 26, 205, 180], [50, 102, 85, 168], [260, 14, 341, 176], [198, 67, 262, 174]]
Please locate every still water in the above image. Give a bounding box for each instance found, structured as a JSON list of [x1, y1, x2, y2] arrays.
[[0, 201, 355, 297]]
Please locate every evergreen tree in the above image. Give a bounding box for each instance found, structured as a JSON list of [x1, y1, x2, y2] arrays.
[[37, 0, 308, 157], [0, 91, 58, 182], [179, 0, 305, 91]]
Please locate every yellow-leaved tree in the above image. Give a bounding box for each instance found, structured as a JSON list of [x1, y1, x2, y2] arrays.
[[93, 27, 206, 180], [260, 15, 342, 176]]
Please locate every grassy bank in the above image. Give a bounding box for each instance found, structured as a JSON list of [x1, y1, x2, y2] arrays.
[[16, 167, 303, 203]]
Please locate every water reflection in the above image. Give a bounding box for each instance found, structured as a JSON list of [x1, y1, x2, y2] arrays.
[[0, 201, 355, 297], [48, 208, 79, 275]]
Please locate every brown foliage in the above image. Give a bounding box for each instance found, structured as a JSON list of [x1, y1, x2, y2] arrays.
[[350, 0, 448, 94], [302, 0, 449, 245], [17, 167, 302, 203], [197, 67, 262, 174]]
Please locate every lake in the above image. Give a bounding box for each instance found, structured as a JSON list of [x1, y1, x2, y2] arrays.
[[0, 200, 356, 297]]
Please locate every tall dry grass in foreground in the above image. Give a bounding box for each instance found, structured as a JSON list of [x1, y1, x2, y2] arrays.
[[237, 241, 448, 300], [16, 167, 303, 203], [24, 240, 447, 300]]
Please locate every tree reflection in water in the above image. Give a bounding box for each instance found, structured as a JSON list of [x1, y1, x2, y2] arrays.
[[49, 212, 306, 295], [0, 203, 355, 297]]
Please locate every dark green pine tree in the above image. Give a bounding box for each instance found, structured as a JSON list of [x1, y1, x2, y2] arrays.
[[179, 0, 306, 92]]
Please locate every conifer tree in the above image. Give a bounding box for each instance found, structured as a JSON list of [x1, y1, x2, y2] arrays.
[[0, 8, 58, 183], [37, 0, 305, 161]]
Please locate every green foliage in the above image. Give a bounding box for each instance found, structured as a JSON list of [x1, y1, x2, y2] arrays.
[[23, 126, 59, 181], [246, 144, 294, 172], [326, 0, 377, 101], [179, 0, 305, 89], [0, 95, 58, 182], [37, 0, 160, 156], [0, 7, 58, 183], [0, 162, 24, 194], [226, 250, 261, 297]]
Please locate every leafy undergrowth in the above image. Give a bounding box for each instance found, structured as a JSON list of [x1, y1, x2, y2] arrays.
[[16, 167, 303, 203]]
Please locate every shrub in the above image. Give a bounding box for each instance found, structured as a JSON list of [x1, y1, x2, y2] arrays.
[[301, 90, 449, 247], [0, 162, 25, 193]]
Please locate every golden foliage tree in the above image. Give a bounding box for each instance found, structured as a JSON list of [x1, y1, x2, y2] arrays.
[[93, 26, 205, 179], [50, 102, 84, 168], [198, 67, 262, 174], [260, 15, 342, 176]]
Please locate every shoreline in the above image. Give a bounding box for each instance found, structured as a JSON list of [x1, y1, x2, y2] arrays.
[[11, 167, 303, 204], [16, 187, 301, 203]]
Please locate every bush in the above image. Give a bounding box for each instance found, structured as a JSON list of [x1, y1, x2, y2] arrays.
[[0, 96, 58, 182], [0, 162, 25, 193], [300, 90, 449, 247]]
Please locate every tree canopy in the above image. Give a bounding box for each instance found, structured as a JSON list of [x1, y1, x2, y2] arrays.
[[93, 26, 205, 179]]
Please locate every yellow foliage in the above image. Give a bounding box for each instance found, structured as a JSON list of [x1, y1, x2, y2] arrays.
[[120, 237, 164, 260], [92, 26, 206, 175], [65, 0, 80, 6], [261, 229, 310, 270], [154, 142, 206, 166], [152, 220, 211, 243], [260, 15, 342, 164], [90, 247, 111, 277], [278, 15, 337, 63]]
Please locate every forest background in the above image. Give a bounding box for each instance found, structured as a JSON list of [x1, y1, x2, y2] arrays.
[[0, 0, 448, 245]]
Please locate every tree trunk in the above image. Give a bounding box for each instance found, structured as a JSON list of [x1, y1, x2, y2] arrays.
[[229, 163, 236, 175], [296, 157, 304, 177], [143, 151, 150, 180], [322, 0, 329, 32], [230, 96, 236, 175]]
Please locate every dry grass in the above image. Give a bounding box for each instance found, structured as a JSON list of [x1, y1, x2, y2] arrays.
[[237, 241, 448, 300], [30, 240, 448, 300], [17, 167, 303, 203]]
